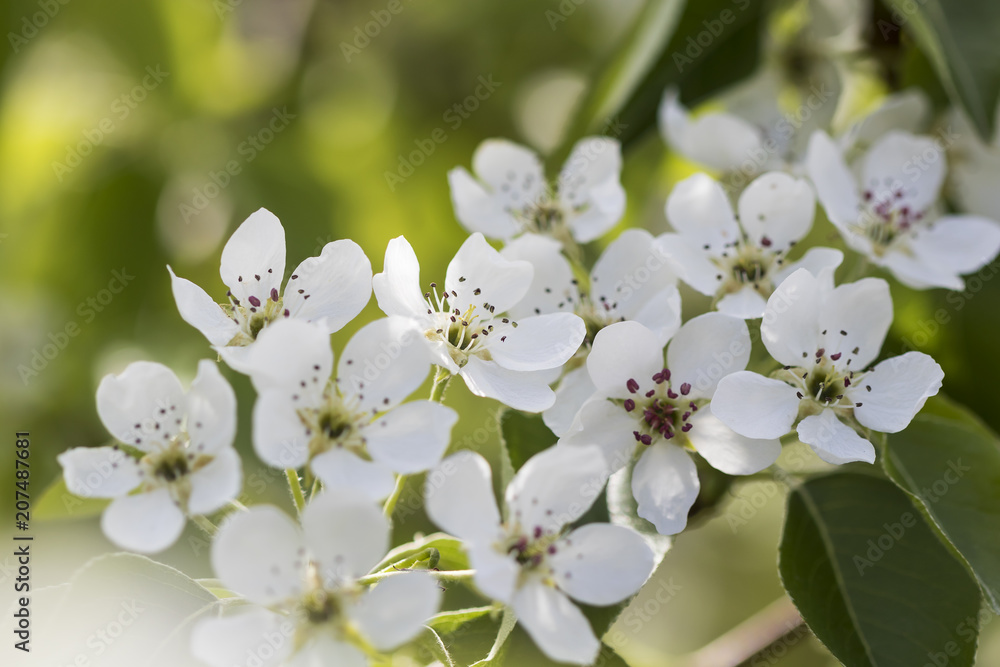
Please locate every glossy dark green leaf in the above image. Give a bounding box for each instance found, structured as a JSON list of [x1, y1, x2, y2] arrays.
[[883, 0, 1000, 138], [780, 473, 981, 667], [884, 398, 1000, 612]]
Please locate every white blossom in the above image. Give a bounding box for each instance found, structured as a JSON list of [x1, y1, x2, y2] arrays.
[[191, 493, 441, 667], [448, 137, 625, 245], [712, 268, 944, 464], [169, 208, 372, 373], [58, 360, 240, 553], [372, 233, 586, 411], [425, 447, 654, 665]]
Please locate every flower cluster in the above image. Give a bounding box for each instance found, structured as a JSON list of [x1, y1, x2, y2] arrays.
[[57, 61, 1000, 665]]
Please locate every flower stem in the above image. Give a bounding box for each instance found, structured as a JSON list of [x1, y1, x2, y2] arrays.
[[227, 499, 249, 513], [192, 515, 218, 536], [286, 468, 307, 516], [430, 367, 452, 403], [382, 474, 407, 518]]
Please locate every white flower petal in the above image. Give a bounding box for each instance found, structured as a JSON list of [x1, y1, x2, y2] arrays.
[[910, 215, 1000, 278], [773, 247, 844, 285], [862, 131, 945, 214], [880, 250, 964, 290], [559, 137, 625, 242], [712, 371, 801, 439], [850, 352, 943, 433], [448, 167, 522, 240], [716, 286, 768, 319], [212, 506, 305, 605], [512, 578, 600, 665], [805, 131, 862, 231], [471, 139, 546, 204], [96, 361, 186, 450], [659, 89, 765, 172], [187, 448, 242, 515], [286, 636, 367, 667], [459, 357, 556, 412], [310, 449, 397, 502], [686, 403, 781, 474], [167, 266, 239, 346], [501, 233, 577, 320], [57, 446, 140, 498], [657, 233, 723, 296], [245, 318, 334, 395], [737, 172, 816, 249], [591, 229, 678, 315], [186, 359, 237, 454], [630, 283, 683, 346], [364, 401, 457, 474], [102, 487, 186, 554], [796, 409, 876, 465], [488, 313, 585, 372], [665, 173, 741, 250], [214, 344, 256, 376], [252, 388, 312, 469], [505, 445, 607, 535], [350, 573, 442, 651], [219, 208, 285, 304], [587, 321, 664, 399], [761, 268, 823, 367], [283, 240, 372, 334], [468, 543, 519, 603], [667, 312, 750, 399], [543, 366, 596, 437], [303, 490, 389, 584], [558, 398, 639, 476], [191, 608, 293, 667], [372, 236, 430, 320], [425, 451, 501, 542], [632, 443, 699, 536], [337, 316, 430, 413], [819, 277, 892, 369], [445, 232, 533, 314], [549, 523, 653, 605]]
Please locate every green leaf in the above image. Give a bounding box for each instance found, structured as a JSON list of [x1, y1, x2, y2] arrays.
[[35, 552, 219, 666], [426, 606, 496, 634], [780, 473, 982, 667], [370, 532, 470, 573], [419, 626, 456, 667], [884, 398, 1000, 613], [563, 0, 767, 151], [34, 475, 111, 521], [883, 0, 1000, 138], [470, 607, 517, 666], [498, 409, 557, 473]]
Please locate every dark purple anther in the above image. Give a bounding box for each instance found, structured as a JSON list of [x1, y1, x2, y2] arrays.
[[626, 378, 639, 394], [247, 295, 261, 307], [270, 288, 279, 302], [830, 352, 842, 361], [624, 399, 635, 412], [680, 382, 691, 395], [681, 423, 693, 433]]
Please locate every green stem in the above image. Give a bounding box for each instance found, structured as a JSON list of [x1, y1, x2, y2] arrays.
[[383, 474, 407, 518], [286, 468, 307, 516], [227, 499, 250, 513], [192, 515, 218, 536], [430, 367, 453, 403]]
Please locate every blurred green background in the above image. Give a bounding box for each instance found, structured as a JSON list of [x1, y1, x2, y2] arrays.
[[2, 0, 999, 665]]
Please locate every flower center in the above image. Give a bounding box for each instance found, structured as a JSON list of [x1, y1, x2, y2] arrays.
[[297, 392, 369, 458], [503, 526, 561, 571], [301, 587, 342, 625], [620, 369, 700, 444], [853, 185, 926, 255], [711, 239, 786, 298], [223, 286, 288, 346], [773, 344, 871, 416], [137, 439, 213, 510], [421, 281, 508, 367]]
